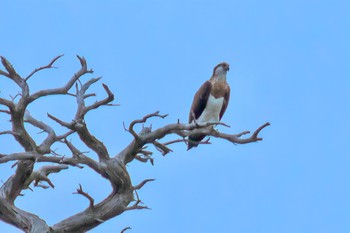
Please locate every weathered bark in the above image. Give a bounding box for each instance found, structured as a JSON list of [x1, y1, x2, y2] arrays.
[[0, 55, 269, 232]]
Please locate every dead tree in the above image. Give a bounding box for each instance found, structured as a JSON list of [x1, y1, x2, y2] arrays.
[[0, 55, 269, 233]]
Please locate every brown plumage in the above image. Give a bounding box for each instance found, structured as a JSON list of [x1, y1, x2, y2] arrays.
[[187, 62, 230, 150]]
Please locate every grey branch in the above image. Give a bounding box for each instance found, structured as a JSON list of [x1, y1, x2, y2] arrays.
[[0, 109, 11, 114], [0, 56, 24, 87], [133, 179, 155, 190], [153, 141, 173, 156], [0, 55, 269, 233], [63, 138, 100, 173], [121, 226, 132, 233], [0, 151, 83, 168], [47, 113, 72, 128], [81, 83, 117, 115], [0, 97, 15, 110], [70, 77, 116, 162], [25, 54, 63, 81], [135, 149, 154, 165], [127, 111, 168, 139], [24, 110, 57, 154], [29, 55, 93, 104], [119, 111, 270, 164], [0, 131, 20, 136], [124, 199, 150, 211], [73, 184, 95, 208], [31, 165, 69, 189]]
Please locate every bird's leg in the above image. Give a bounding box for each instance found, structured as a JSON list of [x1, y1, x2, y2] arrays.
[[210, 125, 219, 134]]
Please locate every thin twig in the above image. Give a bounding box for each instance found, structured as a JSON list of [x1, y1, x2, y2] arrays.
[[128, 111, 168, 139], [25, 54, 64, 81], [120, 226, 131, 233], [133, 179, 155, 190], [162, 138, 211, 146], [124, 191, 150, 211], [82, 83, 117, 115], [135, 155, 154, 165], [47, 113, 72, 128], [73, 184, 95, 208], [153, 141, 172, 156], [0, 109, 10, 114], [0, 131, 19, 136]]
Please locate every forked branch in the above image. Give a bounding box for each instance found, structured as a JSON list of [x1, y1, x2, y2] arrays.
[[0, 55, 270, 233], [28, 55, 93, 103], [31, 165, 69, 189], [73, 184, 95, 208], [25, 54, 64, 81], [127, 111, 169, 139]]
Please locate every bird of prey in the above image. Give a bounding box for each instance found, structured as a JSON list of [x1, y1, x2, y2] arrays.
[[187, 62, 230, 150]]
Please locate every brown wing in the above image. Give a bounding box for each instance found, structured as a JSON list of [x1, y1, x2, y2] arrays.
[[219, 85, 230, 120], [189, 81, 212, 123]]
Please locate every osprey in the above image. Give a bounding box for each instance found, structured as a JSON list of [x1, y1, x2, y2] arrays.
[[187, 62, 230, 150]]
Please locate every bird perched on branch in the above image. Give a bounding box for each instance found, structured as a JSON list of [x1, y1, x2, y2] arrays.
[[187, 62, 231, 150]]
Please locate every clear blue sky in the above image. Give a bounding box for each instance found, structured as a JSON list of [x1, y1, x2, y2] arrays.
[[1, 1, 349, 232]]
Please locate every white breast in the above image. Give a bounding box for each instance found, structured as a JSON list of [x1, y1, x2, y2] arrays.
[[196, 94, 224, 124]]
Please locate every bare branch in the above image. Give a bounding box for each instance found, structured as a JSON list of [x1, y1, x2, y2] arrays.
[[71, 120, 111, 162], [0, 151, 83, 168], [83, 83, 117, 114], [133, 178, 155, 190], [0, 109, 11, 114], [35, 184, 51, 189], [29, 55, 93, 103], [138, 147, 153, 156], [128, 111, 168, 140], [163, 138, 187, 146], [0, 56, 270, 232], [207, 122, 271, 144], [0, 131, 20, 136], [119, 115, 270, 164], [67, 92, 96, 98], [0, 56, 20, 80], [135, 149, 154, 164], [32, 165, 69, 189], [0, 68, 10, 78], [145, 120, 270, 145], [56, 130, 75, 140], [63, 138, 101, 173], [67, 79, 114, 162], [78, 77, 102, 95], [47, 113, 72, 128], [129, 190, 150, 210], [152, 141, 172, 156], [121, 226, 132, 233], [25, 54, 64, 81], [0, 57, 29, 98], [24, 111, 56, 153], [135, 154, 154, 165], [124, 199, 150, 211], [0, 97, 15, 110], [162, 138, 211, 147], [251, 122, 271, 140], [73, 184, 94, 208]]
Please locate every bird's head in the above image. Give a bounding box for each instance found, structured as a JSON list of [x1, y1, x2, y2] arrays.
[[213, 62, 230, 77]]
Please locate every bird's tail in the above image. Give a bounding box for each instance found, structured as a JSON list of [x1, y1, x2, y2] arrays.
[[187, 134, 206, 150]]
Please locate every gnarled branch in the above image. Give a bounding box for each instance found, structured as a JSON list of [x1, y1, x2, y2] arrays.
[[0, 55, 269, 233]]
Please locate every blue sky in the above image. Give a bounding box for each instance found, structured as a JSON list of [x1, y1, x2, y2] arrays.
[[0, 1, 349, 232]]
